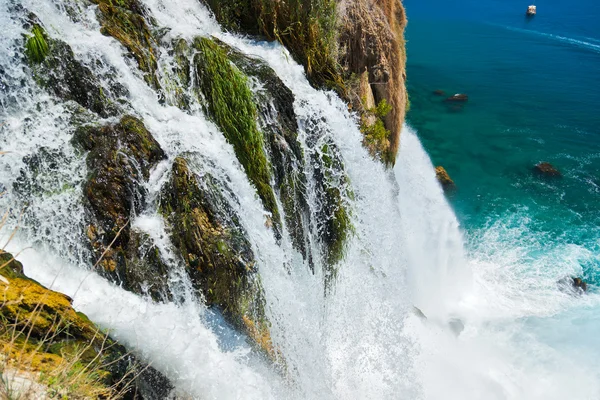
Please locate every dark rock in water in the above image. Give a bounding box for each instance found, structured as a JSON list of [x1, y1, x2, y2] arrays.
[[433, 89, 446, 96], [73, 116, 170, 301], [533, 162, 562, 178], [558, 276, 588, 294], [413, 306, 427, 320], [435, 166, 455, 191], [572, 277, 588, 292], [159, 157, 276, 358], [444, 93, 468, 102]]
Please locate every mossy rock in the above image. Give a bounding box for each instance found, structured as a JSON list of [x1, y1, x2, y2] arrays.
[[0, 250, 173, 399], [91, 0, 159, 88], [159, 157, 275, 356], [316, 142, 354, 287], [72, 116, 170, 301], [220, 41, 313, 264], [24, 24, 117, 118], [192, 37, 281, 234]]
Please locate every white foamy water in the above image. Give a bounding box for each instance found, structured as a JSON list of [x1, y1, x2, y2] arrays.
[[2, 0, 600, 398]]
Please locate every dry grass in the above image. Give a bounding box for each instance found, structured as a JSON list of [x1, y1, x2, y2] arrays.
[[0, 208, 143, 399]]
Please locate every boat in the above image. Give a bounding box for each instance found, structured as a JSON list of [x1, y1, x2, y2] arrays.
[[526, 5, 537, 15]]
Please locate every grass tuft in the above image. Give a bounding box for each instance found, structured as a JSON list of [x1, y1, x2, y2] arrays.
[[25, 25, 49, 64]]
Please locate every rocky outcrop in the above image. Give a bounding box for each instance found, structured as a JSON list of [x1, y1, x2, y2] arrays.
[[338, 0, 408, 165], [533, 162, 561, 178], [158, 157, 275, 357], [201, 0, 408, 166], [220, 41, 314, 266], [435, 166, 455, 191], [0, 251, 169, 399], [73, 116, 170, 301]]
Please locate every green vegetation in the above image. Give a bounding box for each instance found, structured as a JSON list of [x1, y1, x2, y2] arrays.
[[158, 157, 276, 359], [319, 143, 354, 288], [25, 25, 49, 64], [193, 37, 280, 227], [92, 0, 159, 88], [204, 0, 343, 91], [360, 99, 394, 163]]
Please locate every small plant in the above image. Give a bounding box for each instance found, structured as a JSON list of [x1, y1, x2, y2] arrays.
[[25, 25, 49, 64], [360, 99, 393, 162]]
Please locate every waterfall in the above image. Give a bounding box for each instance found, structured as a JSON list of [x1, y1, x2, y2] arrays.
[[0, 0, 475, 399]]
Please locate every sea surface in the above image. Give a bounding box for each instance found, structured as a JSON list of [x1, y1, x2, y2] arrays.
[[405, 0, 600, 283]]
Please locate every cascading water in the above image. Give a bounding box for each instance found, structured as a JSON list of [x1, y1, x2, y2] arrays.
[[2, 0, 600, 399]]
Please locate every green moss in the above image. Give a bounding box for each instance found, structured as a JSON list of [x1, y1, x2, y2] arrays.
[[193, 37, 280, 228], [92, 0, 159, 88], [319, 143, 354, 289], [360, 99, 394, 164], [25, 25, 49, 64]]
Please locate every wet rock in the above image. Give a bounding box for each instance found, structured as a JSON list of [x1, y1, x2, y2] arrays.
[[159, 157, 275, 357], [533, 162, 562, 178], [221, 41, 313, 263], [445, 93, 469, 102], [91, 0, 159, 88], [558, 276, 588, 294], [572, 277, 588, 292], [73, 116, 170, 300], [433, 89, 446, 96], [25, 29, 117, 117], [435, 166, 455, 191]]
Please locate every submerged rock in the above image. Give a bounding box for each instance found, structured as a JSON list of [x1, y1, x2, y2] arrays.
[[159, 157, 275, 357], [445, 93, 469, 102], [0, 250, 171, 399], [433, 89, 446, 96], [435, 166, 455, 191], [73, 116, 170, 301], [533, 162, 562, 178]]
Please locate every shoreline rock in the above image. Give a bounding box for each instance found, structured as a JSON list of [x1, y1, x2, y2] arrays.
[[435, 166, 456, 191]]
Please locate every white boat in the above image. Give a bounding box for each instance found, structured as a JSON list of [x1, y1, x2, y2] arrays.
[[526, 5, 537, 15]]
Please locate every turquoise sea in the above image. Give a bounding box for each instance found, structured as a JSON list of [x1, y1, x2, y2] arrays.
[[405, 0, 600, 284]]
